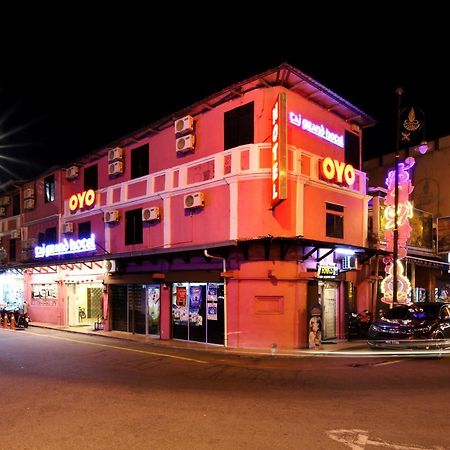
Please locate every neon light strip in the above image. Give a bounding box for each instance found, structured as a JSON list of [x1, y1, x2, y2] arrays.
[[289, 112, 344, 148], [34, 234, 96, 258]]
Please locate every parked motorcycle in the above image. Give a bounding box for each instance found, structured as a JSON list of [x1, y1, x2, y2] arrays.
[[346, 310, 372, 339], [14, 310, 30, 328]]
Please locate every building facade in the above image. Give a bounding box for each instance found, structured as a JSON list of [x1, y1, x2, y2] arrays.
[[0, 64, 377, 349]]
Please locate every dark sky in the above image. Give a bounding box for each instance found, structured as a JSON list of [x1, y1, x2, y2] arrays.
[[1, 19, 448, 186]]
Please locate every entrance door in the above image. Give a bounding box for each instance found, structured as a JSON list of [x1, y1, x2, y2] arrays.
[[322, 283, 337, 340]]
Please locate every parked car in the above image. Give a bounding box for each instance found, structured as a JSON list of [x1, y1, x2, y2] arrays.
[[367, 302, 450, 349]]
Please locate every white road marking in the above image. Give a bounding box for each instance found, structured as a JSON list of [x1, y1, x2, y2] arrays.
[[373, 359, 404, 367], [21, 330, 209, 364], [327, 429, 444, 450]]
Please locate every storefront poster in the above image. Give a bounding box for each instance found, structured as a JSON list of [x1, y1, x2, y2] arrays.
[[189, 286, 202, 309], [207, 284, 218, 320], [189, 286, 203, 326], [207, 304, 218, 320], [148, 286, 160, 321], [176, 286, 187, 306]]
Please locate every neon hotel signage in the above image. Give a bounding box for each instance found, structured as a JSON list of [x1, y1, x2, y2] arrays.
[[289, 112, 344, 148], [271, 93, 287, 208], [35, 234, 97, 258]]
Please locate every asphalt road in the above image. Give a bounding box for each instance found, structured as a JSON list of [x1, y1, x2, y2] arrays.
[[1, 328, 449, 450]]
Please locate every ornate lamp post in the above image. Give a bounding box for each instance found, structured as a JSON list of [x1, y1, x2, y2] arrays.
[[381, 89, 426, 306]]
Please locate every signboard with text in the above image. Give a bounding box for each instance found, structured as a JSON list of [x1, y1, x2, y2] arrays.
[[271, 93, 287, 208]]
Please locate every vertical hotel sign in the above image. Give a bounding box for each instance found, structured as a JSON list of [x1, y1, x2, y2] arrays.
[[271, 92, 287, 208]]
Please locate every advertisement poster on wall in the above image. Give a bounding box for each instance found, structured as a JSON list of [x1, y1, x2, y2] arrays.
[[173, 286, 188, 325], [189, 285, 203, 326], [207, 283, 218, 321]]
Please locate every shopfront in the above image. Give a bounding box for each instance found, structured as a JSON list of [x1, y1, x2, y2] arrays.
[[110, 283, 161, 336], [0, 270, 24, 311], [172, 282, 224, 345]]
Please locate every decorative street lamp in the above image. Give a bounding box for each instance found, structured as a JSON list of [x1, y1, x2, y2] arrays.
[[381, 88, 426, 306]]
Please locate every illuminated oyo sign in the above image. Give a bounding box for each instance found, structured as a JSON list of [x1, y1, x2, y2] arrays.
[[289, 112, 344, 148], [271, 93, 287, 208], [320, 157, 355, 187], [69, 189, 96, 211], [34, 234, 96, 258]]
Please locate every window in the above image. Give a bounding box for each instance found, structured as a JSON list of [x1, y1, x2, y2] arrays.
[[326, 203, 344, 238], [45, 227, 57, 243], [9, 238, 16, 262], [44, 175, 55, 203], [78, 221, 91, 239], [345, 131, 360, 169], [224, 102, 254, 150], [125, 209, 143, 245], [131, 144, 149, 179], [38, 232, 45, 245], [37, 228, 57, 246], [84, 164, 98, 191], [12, 194, 20, 216]]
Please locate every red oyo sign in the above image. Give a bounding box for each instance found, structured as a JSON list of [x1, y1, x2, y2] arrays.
[[320, 157, 355, 187], [69, 189, 96, 211]]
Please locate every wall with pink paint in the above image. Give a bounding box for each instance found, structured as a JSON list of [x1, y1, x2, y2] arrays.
[[226, 259, 309, 349], [303, 184, 366, 247]]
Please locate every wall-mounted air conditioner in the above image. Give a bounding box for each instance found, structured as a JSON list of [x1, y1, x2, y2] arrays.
[[104, 210, 120, 223], [176, 134, 195, 153], [103, 259, 117, 273], [24, 198, 35, 210], [66, 166, 79, 180], [0, 207, 6, 217], [0, 196, 10, 206], [174, 115, 194, 135], [108, 161, 124, 176], [341, 255, 358, 271], [184, 192, 204, 209], [24, 187, 35, 199], [21, 238, 36, 250], [11, 229, 21, 239], [108, 147, 123, 162], [142, 207, 160, 222], [63, 222, 74, 234]]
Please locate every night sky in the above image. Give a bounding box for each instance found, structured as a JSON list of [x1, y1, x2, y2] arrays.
[[1, 21, 448, 186]]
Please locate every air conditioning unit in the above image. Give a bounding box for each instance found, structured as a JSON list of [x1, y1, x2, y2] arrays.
[[176, 134, 195, 153], [104, 210, 119, 223], [0, 196, 10, 206], [21, 238, 36, 250], [103, 259, 117, 273], [63, 222, 74, 234], [66, 166, 79, 180], [108, 147, 123, 162], [0, 207, 5, 217], [174, 115, 194, 135], [184, 192, 204, 209], [11, 229, 21, 239], [108, 161, 124, 176], [24, 198, 35, 210], [142, 207, 160, 222], [341, 255, 358, 271], [24, 187, 35, 199]]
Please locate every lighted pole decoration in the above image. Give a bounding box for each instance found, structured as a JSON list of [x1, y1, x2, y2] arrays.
[[380, 88, 426, 305]]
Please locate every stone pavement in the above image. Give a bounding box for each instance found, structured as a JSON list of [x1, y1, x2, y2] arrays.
[[27, 321, 370, 358]]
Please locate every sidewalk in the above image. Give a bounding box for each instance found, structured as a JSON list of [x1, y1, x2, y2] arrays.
[[27, 321, 370, 358]]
